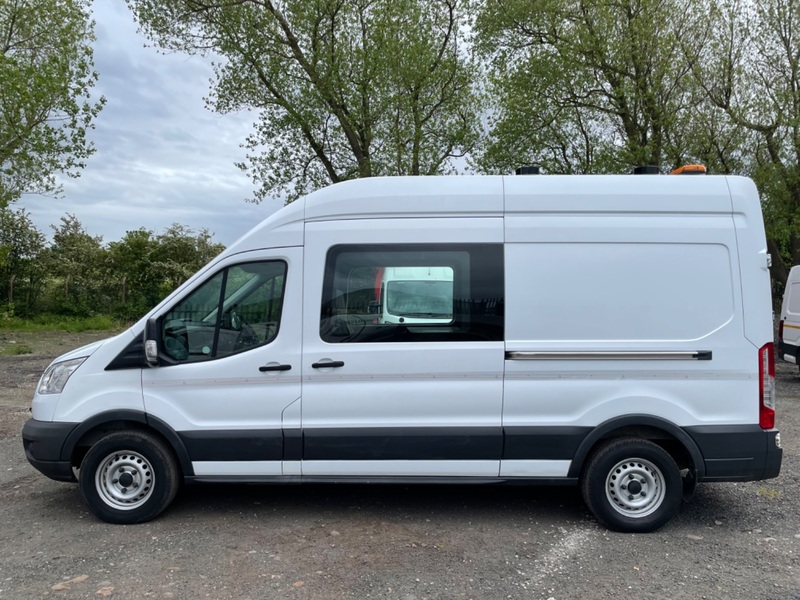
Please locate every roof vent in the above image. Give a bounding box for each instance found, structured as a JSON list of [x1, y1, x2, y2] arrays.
[[516, 165, 541, 175], [633, 165, 660, 175]]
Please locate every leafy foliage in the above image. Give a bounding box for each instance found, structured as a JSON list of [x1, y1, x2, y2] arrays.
[[126, 0, 482, 202], [695, 0, 800, 289], [46, 214, 105, 315], [472, 0, 721, 174], [0, 212, 225, 321], [0, 207, 45, 313], [0, 0, 105, 205]]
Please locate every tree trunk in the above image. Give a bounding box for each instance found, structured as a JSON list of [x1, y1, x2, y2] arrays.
[[7, 273, 15, 305], [768, 238, 789, 301]]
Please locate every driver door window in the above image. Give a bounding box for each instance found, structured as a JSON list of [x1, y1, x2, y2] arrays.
[[162, 261, 287, 363]]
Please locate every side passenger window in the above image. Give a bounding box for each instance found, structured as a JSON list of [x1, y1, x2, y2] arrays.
[[320, 244, 504, 343], [161, 261, 287, 362]]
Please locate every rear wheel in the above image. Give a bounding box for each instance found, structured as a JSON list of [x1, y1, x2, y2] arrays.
[[79, 431, 180, 524], [581, 438, 682, 533]]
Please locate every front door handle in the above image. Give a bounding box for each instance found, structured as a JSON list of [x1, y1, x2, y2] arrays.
[[311, 360, 345, 369], [259, 363, 292, 372]]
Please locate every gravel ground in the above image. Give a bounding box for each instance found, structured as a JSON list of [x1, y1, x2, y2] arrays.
[[0, 331, 798, 599]]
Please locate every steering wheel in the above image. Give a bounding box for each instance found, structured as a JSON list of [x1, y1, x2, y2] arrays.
[[328, 315, 366, 338]]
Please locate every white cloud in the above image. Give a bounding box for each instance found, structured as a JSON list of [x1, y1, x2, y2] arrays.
[[19, 0, 283, 246]]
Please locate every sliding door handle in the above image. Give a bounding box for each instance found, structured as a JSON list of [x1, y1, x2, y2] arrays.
[[259, 363, 292, 372], [311, 359, 345, 369]]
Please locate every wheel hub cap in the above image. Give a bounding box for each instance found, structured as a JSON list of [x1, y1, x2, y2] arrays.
[[95, 451, 155, 511], [605, 457, 666, 518]]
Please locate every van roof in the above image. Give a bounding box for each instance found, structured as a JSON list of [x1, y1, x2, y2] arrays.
[[226, 174, 752, 255]]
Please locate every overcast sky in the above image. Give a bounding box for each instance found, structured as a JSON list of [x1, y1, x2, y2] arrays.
[[20, 1, 284, 247]]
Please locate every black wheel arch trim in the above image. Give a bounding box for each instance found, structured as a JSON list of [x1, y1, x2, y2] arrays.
[[567, 414, 705, 480], [60, 409, 194, 477]]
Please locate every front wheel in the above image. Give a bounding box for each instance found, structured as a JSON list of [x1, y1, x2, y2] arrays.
[[581, 438, 682, 533], [79, 431, 180, 524]]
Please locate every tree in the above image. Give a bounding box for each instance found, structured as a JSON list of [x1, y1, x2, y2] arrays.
[[151, 224, 224, 295], [695, 0, 800, 291], [0, 207, 45, 314], [106, 228, 161, 319], [473, 0, 718, 175], [46, 214, 106, 314], [126, 0, 481, 202], [0, 0, 105, 206]]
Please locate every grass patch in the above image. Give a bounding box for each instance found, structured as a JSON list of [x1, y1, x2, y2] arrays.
[[2, 344, 33, 355], [757, 487, 780, 499], [0, 315, 123, 333]]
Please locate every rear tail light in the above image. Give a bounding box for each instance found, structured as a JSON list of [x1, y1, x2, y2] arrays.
[[759, 343, 776, 429]]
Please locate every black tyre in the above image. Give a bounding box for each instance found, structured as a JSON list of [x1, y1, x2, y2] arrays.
[[78, 431, 180, 524], [581, 438, 682, 533]]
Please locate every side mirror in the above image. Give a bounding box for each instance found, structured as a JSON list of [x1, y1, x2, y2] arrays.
[[367, 300, 381, 315], [144, 317, 160, 367]]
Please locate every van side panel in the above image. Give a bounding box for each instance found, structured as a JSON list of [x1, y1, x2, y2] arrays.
[[501, 176, 757, 478]]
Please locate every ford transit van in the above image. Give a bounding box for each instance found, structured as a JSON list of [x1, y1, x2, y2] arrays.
[[22, 174, 782, 532]]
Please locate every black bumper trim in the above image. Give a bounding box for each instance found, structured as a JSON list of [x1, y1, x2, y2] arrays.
[[25, 458, 76, 482], [22, 419, 79, 482], [686, 425, 782, 481]]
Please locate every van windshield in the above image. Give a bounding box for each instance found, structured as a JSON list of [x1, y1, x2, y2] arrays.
[[386, 280, 453, 318]]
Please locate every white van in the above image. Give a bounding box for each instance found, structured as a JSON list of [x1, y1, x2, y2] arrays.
[[371, 266, 454, 325], [22, 173, 782, 532], [779, 265, 800, 367]]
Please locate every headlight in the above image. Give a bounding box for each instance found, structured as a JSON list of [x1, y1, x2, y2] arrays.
[[37, 357, 87, 395]]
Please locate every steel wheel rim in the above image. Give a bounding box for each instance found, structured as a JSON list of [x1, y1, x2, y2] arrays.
[[605, 457, 666, 518], [95, 450, 155, 511]]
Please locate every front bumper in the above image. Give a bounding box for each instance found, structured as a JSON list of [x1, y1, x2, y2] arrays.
[[22, 419, 79, 482]]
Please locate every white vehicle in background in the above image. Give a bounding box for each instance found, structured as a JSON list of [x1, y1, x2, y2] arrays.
[[371, 267, 454, 325], [779, 265, 800, 367]]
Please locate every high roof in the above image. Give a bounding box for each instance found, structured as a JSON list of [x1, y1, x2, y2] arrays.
[[225, 174, 751, 256]]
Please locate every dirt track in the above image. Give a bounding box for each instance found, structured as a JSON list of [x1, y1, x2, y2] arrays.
[[1, 331, 799, 599]]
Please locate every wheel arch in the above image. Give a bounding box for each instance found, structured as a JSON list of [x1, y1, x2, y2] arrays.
[[61, 410, 194, 477], [568, 414, 705, 480]]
